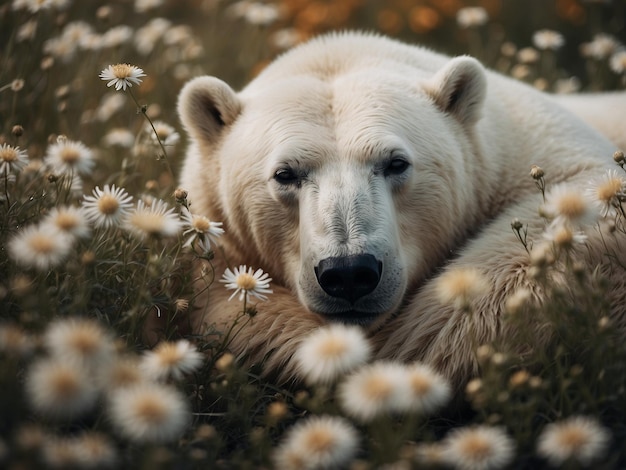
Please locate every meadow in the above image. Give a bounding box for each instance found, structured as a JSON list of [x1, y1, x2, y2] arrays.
[[1, 0, 626, 468]]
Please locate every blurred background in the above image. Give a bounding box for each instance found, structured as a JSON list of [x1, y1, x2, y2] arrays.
[[1, 0, 625, 183]]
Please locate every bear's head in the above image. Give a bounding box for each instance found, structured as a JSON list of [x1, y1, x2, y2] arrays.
[[178, 52, 487, 328]]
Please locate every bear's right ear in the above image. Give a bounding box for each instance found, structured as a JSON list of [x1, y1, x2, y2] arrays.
[[177, 76, 241, 146], [425, 56, 487, 126]]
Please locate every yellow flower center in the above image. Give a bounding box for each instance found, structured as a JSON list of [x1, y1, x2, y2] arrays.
[[59, 147, 80, 164], [51, 369, 81, 398], [364, 374, 393, 401], [597, 178, 623, 202], [409, 373, 433, 395], [135, 395, 168, 425], [556, 427, 588, 451], [112, 63, 134, 79], [29, 234, 55, 254], [556, 193, 586, 219], [55, 212, 79, 231], [236, 273, 257, 291], [155, 343, 183, 367], [98, 194, 120, 215], [458, 435, 492, 461], [318, 338, 347, 358], [192, 216, 211, 232], [0, 147, 18, 162], [304, 428, 334, 454], [68, 328, 101, 357]]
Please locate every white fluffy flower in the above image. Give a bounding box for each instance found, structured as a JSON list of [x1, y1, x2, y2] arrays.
[[8, 223, 73, 271], [295, 324, 371, 385], [125, 199, 183, 239], [141, 340, 204, 381], [82, 184, 134, 229], [272, 415, 359, 470], [442, 425, 516, 470], [220, 265, 273, 302], [44, 137, 95, 176], [99, 63, 146, 91]]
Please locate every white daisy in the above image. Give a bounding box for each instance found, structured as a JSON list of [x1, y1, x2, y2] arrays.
[[442, 425, 516, 470], [141, 339, 204, 381], [294, 324, 371, 385], [101, 26, 134, 49], [394, 362, 452, 415], [542, 221, 587, 249], [586, 169, 626, 217], [25, 357, 99, 419], [8, 224, 73, 271], [41, 205, 91, 239], [103, 128, 136, 148], [337, 361, 407, 422], [124, 198, 183, 240], [456, 7, 489, 28], [44, 137, 95, 176], [181, 206, 224, 249], [0, 143, 29, 174], [107, 383, 190, 443], [148, 120, 180, 147], [272, 415, 359, 470], [82, 184, 133, 229], [541, 183, 597, 226], [532, 29, 565, 51], [435, 267, 490, 311], [537, 416, 611, 466], [43, 317, 115, 368], [609, 50, 626, 74], [220, 265, 273, 302], [99, 63, 146, 91]]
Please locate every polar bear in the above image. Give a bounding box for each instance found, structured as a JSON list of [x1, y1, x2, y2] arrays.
[[177, 32, 626, 387]]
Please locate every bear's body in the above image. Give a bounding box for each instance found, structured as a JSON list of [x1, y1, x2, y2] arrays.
[[178, 33, 626, 387]]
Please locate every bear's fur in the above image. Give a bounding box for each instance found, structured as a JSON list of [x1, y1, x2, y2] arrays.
[[177, 32, 626, 387]]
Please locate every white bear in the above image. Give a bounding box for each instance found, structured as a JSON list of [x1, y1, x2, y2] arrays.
[[177, 32, 626, 387]]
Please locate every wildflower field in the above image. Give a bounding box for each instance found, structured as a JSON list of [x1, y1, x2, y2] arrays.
[[1, 0, 626, 468]]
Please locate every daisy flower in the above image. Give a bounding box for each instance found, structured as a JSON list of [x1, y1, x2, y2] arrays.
[[337, 361, 407, 422], [537, 416, 611, 466], [101, 26, 134, 49], [395, 362, 452, 415], [586, 169, 626, 217], [8, 224, 73, 271], [125, 198, 183, 240], [272, 415, 359, 470], [435, 267, 489, 311], [0, 323, 34, 357], [456, 7, 488, 28], [181, 206, 224, 249], [107, 383, 190, 443], [42, 205, 91, 240], [532, 29, 565, 51], [43, 317, 115, 368], [442, 425, 516, 470], [221, 265, 273, 302], [82, 184, 133, 229], [103, 128, 135, 148], [99, 63, 146, 91], [25, 357, 99, 419], [0, 143, 29, 174], [148, 120, 180, 147], [294, 324, 371, 385], [141, 339, 203, 381], [610, 50, 626, 74], [44, 137, 95, 176], [542, 222, 587, 249], [70, 432, 118, 469], [542, 183, 597, 226]]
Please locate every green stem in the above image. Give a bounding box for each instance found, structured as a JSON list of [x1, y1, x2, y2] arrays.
[[127, 88, 174, 180]]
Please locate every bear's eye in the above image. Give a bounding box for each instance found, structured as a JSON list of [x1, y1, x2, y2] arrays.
[[384, 158, 410, 177], [274, 168, 300, 186]]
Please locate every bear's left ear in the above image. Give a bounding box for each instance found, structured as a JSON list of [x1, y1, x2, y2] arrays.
[[425, 56, 487, 126], [177, 76, 241, 147]]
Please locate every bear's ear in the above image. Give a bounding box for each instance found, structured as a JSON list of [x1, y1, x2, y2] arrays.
[[177, 76, 241, 146], [425, 56, 487, 126]]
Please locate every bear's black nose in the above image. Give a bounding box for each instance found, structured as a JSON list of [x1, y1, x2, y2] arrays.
[[315, 254, 382, 304]]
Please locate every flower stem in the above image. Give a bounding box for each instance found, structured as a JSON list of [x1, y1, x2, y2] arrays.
[[127, 88, 174, 180]]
